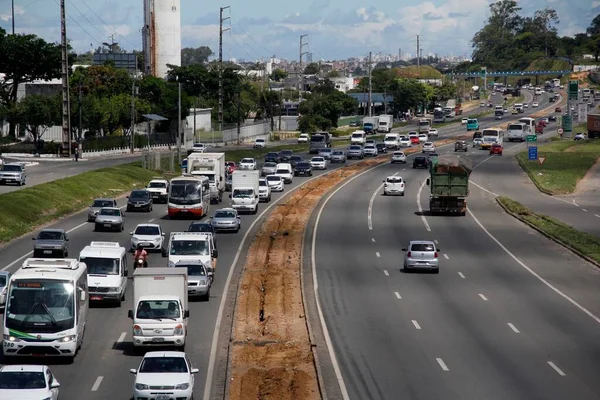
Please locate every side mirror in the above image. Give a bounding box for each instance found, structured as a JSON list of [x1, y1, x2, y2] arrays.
[[184, 310, 190, 318], [129, 369, 137, 374], [50, 381, 60, 389], [382, 180, 385, 183], [229, 194, 232, 198], [426, 178, 430, 186], [129, 232, 133, 235], [161, 232, 165, 236], [212, 249, 219, 258], [191, 368, 199, 374], [80, 291, 86, 301], [32, 237, 36, 240], [401, 248, 407, 251], [128, 310, 134, 319]]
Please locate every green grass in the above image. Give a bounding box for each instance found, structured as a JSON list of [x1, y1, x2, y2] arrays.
[[397, 65, 443, 79], [0, 163, 166, 243], [497, 196, 600, 264], [516, 140, 600, 194], [195, 131, 224, 142], [337, 116, 359, 126]]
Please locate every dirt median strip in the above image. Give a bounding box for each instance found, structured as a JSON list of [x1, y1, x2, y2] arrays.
[[226, 137, 468, 400]]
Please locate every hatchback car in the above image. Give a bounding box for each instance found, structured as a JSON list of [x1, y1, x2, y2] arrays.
[[310, 156, 327, 170], [95, 207, 125, 232], [265, 175, 284, 191], [261, 161, 277, 176], [130, 351, 198, 400], [294, 161, 313, 176], [130, 223, 165, 252], [254, 138, 266, 148], [363, 144, 378, 156], [297, 133, 310, 143], [375, 143, 387, 154], [428, 128, 438, 137], [174, 261, 212, 301], [454, 140, 468, 152], [410, 135, 420, 145], [402, 240, 440, 273], [347, 145, 364, 159], [413, 156, 428, 169], [278, 149, 293, 161], [0, 271, 9, 307], [422, 142, 435, 153], [330, 150, 347, 163], [264, 152, 281, 163], [318, 148, 333, 159], [0, 364, 60, 399], [473, 137, 483, 148], [461, 117, 468, 124], [391, 151, 407, 164], [32, 229, 69, 258], [490, 143, 503, 156], [418, 134, 428, 143], [399, 136, 411, 147], [555, 107, 562, 113], [532, 102, 539, 107], [239, 158, 257, 170], [211, 208, 241, 232], [383, 176, 405, 196], [127, 189, 153, 212], [87, 198, 118, 222]]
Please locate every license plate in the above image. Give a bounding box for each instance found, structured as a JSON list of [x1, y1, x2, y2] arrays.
[[104, 223, 111, 227], [156, 395, 170, 400], [90, 295, 103, 300], [43, 250, 52, 254], [181, 210, 188, 212], [152, 337, 164, 342], [134, 204, 141, 207]]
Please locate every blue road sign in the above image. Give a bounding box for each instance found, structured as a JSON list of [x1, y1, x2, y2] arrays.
[[528, 146, 538, 160]]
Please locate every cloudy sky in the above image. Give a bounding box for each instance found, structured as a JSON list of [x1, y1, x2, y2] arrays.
[[0, 0, 597, 61]]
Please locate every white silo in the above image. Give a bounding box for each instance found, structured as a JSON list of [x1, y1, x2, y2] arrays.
[[142, 0, 181, 78]]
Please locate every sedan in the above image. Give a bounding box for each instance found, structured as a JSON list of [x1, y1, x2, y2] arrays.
[[532, 102, 539, 107], [294, 161, 313, 176], [399, 136, 411, 147], [555, 107, 562, 113], [258, 178, 271, 202], [95, 207, 125, 232], [278, 150, 293, 161], [264, 152, 281, 163], [130, 351, 198, 400], [363, 144, 378, 156], [318, 148, 333, 159], [265, 175, 284, 191], [310, 156, 327, 170], [548, 115, 556, 121], [391, 151, 407, 164], [347, 145, 364, 159], [375, 143, 387, 154], [383, 176, 405, 196], [461, 117, 468, 124], [473, 137, 483, 148], [127, 189, 153, 212], [87, 198, 118, 222], [261, 162, 277, 176], [238, 158, 256, 170], [211, 208, 241, 232], [409, 136, 420, 145], [254, 138, 266, 148], [33, 229, 69, 258], [0, 364, 60, 400], [402, 240, 440, 273], [130, 223, 165, 252], [330, 150, 347, 163], [418, 134, 428, 143], [188, 221, 218, 249], [428, 128, 439, 137], [422, 142, 436, 153], [290, 155, 303, 168], [297, 133, 310, 143]]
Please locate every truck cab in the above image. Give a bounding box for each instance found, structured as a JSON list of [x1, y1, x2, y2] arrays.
[[166, 232, 218, 272]]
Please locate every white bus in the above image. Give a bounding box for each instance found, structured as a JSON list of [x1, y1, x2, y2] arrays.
[[507, 122, 526, 142], [3, 258, 88, 361], [168, 175, 210, 218], [519, 117, 535, 135], [481, 128, 504, 149]]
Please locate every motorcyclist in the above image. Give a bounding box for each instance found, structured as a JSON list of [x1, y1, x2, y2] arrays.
[[133, 244, 148, 268]]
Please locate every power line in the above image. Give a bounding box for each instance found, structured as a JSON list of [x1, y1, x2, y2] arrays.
[[229, 15, 273, 57], [77, 0, 137, 49], [51, 0, 103, 47]]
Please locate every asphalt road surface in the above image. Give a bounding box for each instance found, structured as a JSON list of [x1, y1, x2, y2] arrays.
[[312, 92, 600, 399]]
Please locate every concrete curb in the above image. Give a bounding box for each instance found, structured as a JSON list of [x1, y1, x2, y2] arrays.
[[495, 197, 600, 269], [516, 156, 554, 195]]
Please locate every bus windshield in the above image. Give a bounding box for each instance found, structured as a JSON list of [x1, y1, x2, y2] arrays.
[[5, 279, 75, 333], [169, 181, 201, 205], [482, 130, 500, 137]]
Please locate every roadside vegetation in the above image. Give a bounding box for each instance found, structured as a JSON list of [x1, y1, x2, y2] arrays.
[[497, 196, 600, 265], [516, 140, 600, 194]]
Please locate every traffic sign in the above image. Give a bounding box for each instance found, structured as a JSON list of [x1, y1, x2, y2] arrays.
[[539, 157, 546, 165], [526, 135, 537, 142], [558, 128, 564, 134], [528, 146, 538, 160], [568, 80, 579, 101], [562, 115, 572, 132]]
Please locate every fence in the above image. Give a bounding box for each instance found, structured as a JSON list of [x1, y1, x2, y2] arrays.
[[190, 121, 271, 144], [141, 149, 184, 174]]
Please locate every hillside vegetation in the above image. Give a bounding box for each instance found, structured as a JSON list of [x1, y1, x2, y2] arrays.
[[395, 65, 442, 79]]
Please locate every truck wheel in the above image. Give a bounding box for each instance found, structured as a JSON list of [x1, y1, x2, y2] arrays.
[[116, 297, 122, 307]]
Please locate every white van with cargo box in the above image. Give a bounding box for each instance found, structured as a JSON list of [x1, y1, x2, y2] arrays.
[[384, 133, 401, 149], [79, 242, 128, 306], [507, 123, 526, 142]]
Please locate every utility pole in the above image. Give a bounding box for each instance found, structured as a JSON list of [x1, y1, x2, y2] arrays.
[[60, 0, 72, 156], [367, 51, 372, 117], [236, 91, 241, 145], [260, 58, 265, 92], [177, 79, 181, 153], [130, 66, 137, 153], [299, 34, 308, 101], [78, 85, 83, 143], [416, 35, 420, 70], [218, 6, 231, 134], [11, 0, 15, 34]]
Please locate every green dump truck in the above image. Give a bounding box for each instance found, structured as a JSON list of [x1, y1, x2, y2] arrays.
[[426, 154, 472, 216]]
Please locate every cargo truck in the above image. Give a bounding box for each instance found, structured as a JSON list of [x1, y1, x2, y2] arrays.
[[127, 268, 189, 351], [418, 118, 432, 133], [230, 170, 260, 214], [309, 132, 330, 153], [425, 154, 472, 216], [362, 116, 379, 134], [187, 152, 225, 203], [588, 114, 600, 139], [377, 115, 393, 133], [433, 109, 446, 123]]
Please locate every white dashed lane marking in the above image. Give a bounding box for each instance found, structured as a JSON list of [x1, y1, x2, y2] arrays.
[[383, 270, 389, 276], [479, 294, 488, 301], [394, 292, 402, 299], [436, 358, 449, 371], [547, 361, 566, 376], [508, 323, 520, 333]]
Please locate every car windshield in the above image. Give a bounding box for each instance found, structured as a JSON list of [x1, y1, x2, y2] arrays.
[[233, 188, 254, 198], [424, 142, 433, 146], [415, 157, 426, 162], [215, 210, 236, 218], [240, 158, 254, 164], [136, 300, 181, 320], [0, 371, 46, 389], [139, 356, 188, 373], [349, 146, 361, 150], [37, 231, 63, 240], [365, 145, 375, 149], [188, 223, 212, 232], [100, 209, 120, 216], [311, 136, 325, 142], [170, 240, 209, 255], [263, 162, 276, 168], [387, 177, 402, 183], [319, 149, 331, 153], [130, 191, 148, 199], [468, 120, 477, 124], [177, 264, 207, 276], [1, 165, 21, 172], [393, 152, 404, 156], [411, 243, 435, 251], [92, 200, 114, 208], [280, 150, 292, 156], [81, 257, 119, 275], [267, 176, 281, 182], [351, 133, 363, 138], [297, 162, 310, 168], [148, 182, 166, 188], [259, 180, 267, 186], [135, 226, 160, 235], [312, 157, 324, 162], [276, 169, 289, 174], [256, 139, 265, 143], [332, 151, 343, 155]]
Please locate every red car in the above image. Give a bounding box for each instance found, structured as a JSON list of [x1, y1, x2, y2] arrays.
[[538, 119, 548, 127], [489, 143, 503, 156], [555, 107, 562, 113], [535, 124, 544, 134], [410, 136, 420, 144], [225, 161, 237, 175]]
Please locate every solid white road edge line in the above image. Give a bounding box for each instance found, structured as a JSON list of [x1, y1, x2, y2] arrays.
[[91, 376, 104, 391], [412, 320, 421, 330], [394, 292, 402, 299], [436, 358, 449, 371], [468, 209, 600, 325], [547, 361, 566, 376], [383, 269, 389, 276], [507, 323, 520, 333], [117, 332, 126, 343], [479, 293, 488, 301], [417, 179, 432, 232]]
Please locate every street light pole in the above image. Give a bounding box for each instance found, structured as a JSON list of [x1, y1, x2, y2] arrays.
[[177, 79, 181, 154]]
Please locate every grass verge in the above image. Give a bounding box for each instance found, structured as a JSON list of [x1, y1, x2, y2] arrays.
[[497, 196, 600, 266], [0, 162, 165, 244], [516, 140, 600, 194]]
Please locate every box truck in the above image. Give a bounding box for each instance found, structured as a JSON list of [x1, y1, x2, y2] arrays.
[[187, 152, 225, 203], [426, 155, 471, 216], [362, 116, 379, 134], [230, 170, 260, 214], [377, 115, 393, 133]]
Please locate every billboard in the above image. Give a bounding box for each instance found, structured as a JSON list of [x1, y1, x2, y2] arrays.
[[92, 53, 138, 72]]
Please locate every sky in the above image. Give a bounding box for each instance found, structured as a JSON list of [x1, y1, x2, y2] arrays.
[[0, 0, 597, 62]]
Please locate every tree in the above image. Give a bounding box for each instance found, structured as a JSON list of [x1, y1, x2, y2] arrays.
[[303, 62, 320, 75], [298, 114, 331, 132], [588, 36, 600, 62], [434, 81, 456, 103], [533, 7, 559, 56], [587, 14, 600, 36], [270, 68, 288, 82], [390, 79, 427, 114], [297, 80, 357, 129], [11, 95, 60, 143], [181, 46, 213, 66], [326, 70, 340, 78]]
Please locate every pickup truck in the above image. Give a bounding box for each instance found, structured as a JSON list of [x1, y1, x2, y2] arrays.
[[0, 163, 26, 186]]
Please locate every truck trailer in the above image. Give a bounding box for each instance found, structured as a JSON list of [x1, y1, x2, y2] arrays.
[[426, 154, 472, 216], [187, 152, 226, 203], [588, 114, 600, 139]]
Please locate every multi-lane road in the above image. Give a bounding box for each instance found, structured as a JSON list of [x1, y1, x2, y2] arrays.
[[312, 91, 600, 399]]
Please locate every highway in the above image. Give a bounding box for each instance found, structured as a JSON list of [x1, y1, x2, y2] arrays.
[[312, 92, 600, 399]]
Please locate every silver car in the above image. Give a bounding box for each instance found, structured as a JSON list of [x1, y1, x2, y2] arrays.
[[211, 208, 241, 232], [0, 271, 10, 307], [94, 207, 125, 232], [266, 175, 284, 191], [0, 163, 26, 186], [32, 229, 69, 258], [363, 145, 378, 157], [174, 261, 212, 301], [347, 145, 364, 159], [402, 240, 440, 273], [261, 162, 277, 176], [330, 150, 347, 163], [88, 198, 118, 222], [130, 223, 165, 252], [318, 148, 333, 160]]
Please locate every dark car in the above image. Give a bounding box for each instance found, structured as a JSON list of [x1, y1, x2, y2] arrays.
[[33, 229, 69, 258], [413, 156, 428, 169], [188, 221, 218, 249], [454, 140, 468, 152], [294, 161, 313, 177], [289, 155, 303, 168], [279, 149, 293, 161], [264, 152, 281, 163], [127, 189, 153, 212], [549, 115, 556, 121], [472, 131, 482, 140], [225, 174, 232, 191], [375, 143, 387, 154]]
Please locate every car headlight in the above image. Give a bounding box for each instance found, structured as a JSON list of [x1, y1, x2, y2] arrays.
[[59, 335, 76, 342], [175, 383, 190, 390], [109, 287, 120, 292], [173, 324, 184, 336], [154, 238, 162, 243], [135, 383, 149, 390], [131, 237, 139, 243], [3, 335, 21, 342], [200, 280, 207, 286]]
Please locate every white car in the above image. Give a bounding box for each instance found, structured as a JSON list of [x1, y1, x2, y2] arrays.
[[191, 143, 205, 152], [574, 132, 586, 141], [130, 351, 198, 400], [297, 133, 310, 143], [238, 158, 256, 170], [399, 136, 411, 147], [523, 103, 529, 108], [265, 175, 284, 191], [461, 118, 468, 124], [473, 137, 483, 148], [428, 128, 439, 137], [418, 133, 428, 143], [363, 145, 378, 156], [309, 156, 327, 170], [130, 223, 165, 252], [258, 178, 272, 201], [146, 179, 169, 203], [422, 142, 435, 153], [253, 138, 266, 148], [391, 151, 407, 163], [0, 365, 60, 399], [532, 102, 539, 107], [383, 176, 405, 196]]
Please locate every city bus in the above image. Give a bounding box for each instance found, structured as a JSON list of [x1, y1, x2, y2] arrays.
[[481, 128, 504, 149], [167, 175, 210, 218], [3, 258, 88, 361], [519, 117, 535, 135]]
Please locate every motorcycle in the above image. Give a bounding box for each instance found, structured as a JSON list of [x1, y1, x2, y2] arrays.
[[134, 257, 148, 269]]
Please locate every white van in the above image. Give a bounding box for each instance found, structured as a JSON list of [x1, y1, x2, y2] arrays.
[[514, 103, 524, 113], [274, 163, 293, 184], [350, 130, 366, 145], [384, 133, 401, 150], [507, 123, 526, 142], [79, 242, 128, 306]]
